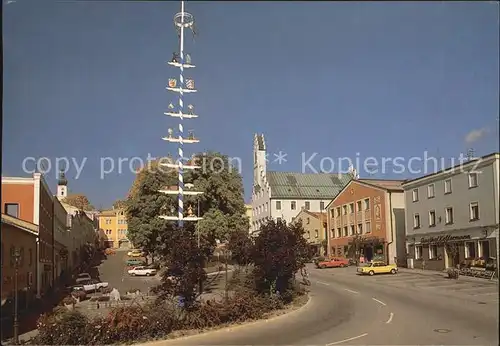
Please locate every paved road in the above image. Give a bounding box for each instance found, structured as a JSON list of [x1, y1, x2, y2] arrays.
[[147, 265, 499, 345]]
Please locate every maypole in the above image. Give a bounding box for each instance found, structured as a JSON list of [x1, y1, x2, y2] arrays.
[[159, 0, 203, 227]]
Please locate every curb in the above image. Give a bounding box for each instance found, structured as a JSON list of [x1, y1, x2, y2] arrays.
[[137, 294, 312, 346]]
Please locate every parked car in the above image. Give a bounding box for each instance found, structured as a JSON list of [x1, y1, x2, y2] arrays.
[[316, 257, 350, 269], [128, 266, 157, 276], [80, 279, 109, 293], [75, 273, 91, 284], [126, 258, 145, 266], [128, 250, 144, 257], [357, 261, 398, 276]]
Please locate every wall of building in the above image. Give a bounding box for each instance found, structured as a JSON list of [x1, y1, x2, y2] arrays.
[[293, 210, 326, 256], [385, 191, 406, 265], [38, 174, 54, 294], [270, 198, 331, 226], [1, 182, 35, 222], [53, 198, 69, 280], [1, 218, 38, 306], [251, 186, 271, 232], [404, 160, 498, 238], [327, 182, 387, 260], [98, 209, 128, 248]]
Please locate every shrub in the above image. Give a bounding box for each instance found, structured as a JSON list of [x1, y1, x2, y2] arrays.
[[105, 306, 149, 342], [61, 296, 76, 306], [33, 310, 91, 345], [71, 290, 87, 301]]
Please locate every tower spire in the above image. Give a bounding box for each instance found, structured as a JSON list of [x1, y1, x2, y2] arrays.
[[160, 0, 203, 226]]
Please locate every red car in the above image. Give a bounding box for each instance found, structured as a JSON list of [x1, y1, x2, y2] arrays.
[[316, 257, 350, 269]]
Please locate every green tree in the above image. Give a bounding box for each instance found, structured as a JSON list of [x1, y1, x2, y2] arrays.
[[62, 194, 94, 211], [112, 199, 127, 210], [252, 219, 311, 296], [126, 151, 248, 256]]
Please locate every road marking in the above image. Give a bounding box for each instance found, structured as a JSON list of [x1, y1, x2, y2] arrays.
[[315, 280, 330, 286], [385, 312, 394, 324], [372, 297, 386, 306], [326, 333, 368, 345], [344, 289, 359, 294]]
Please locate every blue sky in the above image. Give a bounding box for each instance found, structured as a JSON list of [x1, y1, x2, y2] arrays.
[[3, 0, 499, 208]]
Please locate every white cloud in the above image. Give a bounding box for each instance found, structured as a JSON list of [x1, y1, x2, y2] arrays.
[[465, 128, 490, 144]]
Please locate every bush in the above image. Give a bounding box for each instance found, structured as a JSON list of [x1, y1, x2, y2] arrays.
[[105, 306, 150, 342], [61, 296, 76, 306], [34, 310, 92, 345]]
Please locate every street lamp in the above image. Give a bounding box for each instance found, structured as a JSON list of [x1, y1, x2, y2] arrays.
[[12, 248, 21, 345]]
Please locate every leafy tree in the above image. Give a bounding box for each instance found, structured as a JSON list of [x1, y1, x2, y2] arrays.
[[62, 194, 94, 211], [252, 219, 311, 295], [228, 229, 254, 268], [152, 223, 210, 308], [112, 199, 127, 210], [126, 152, 248, 253]]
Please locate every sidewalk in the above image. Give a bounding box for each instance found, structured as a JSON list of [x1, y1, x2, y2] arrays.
[[398, 268, 498, 285]]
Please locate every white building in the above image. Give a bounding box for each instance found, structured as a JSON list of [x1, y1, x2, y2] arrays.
[[251, 134, 352, 233], [403, 152, 499, 273]]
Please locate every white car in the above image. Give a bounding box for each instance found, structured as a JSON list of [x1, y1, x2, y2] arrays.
[[75, 273, 91, 284], [81, 279, 109, 292], [128, 266, 157, 276]]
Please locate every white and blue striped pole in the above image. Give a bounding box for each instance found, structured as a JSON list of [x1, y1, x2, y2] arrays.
[[177, 0, 186, 228]]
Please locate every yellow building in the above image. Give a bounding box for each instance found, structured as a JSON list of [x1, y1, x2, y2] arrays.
[[292, 209, 328, 256], [98, 208, 130, 249], [245, 204, 252, 223]]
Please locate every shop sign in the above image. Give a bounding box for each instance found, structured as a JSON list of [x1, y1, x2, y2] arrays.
[[420, 234, 471, 244]]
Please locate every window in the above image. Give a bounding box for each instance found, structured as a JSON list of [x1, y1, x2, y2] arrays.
[[4, 203, 19, 218], [468, 173, 478, 188], [265, 202, 268, 212], [330, 209, 335, 218], [320, 201, 325, 211], [415, 245, 423, 260], [275, 201, 281, 210], [429, 210, 436, 227], [342, 205, 347, 215], [444, 179, 452, 194], [357, 223, 363, 234], [365, 222, 371, 234], [337, 228, 342, 238], [331, 229, 336, 238], [336, 207, 341, 217], [315, 230, 319, 238], [364, 198, 370, 210], [427, 184, 435, 198], [412, 189, 419, 202], [349, 225, 355, 235], [469, 202, 480, 221], [479, 240, 490, 258], [349, 203, 354, 214], [305, 201, 310, 210], [413, 214, 420, 229], [306, 217, 310, 225], [356, 201, 362, 212], [465, 241, 476, 259], [429, 245, 438, 259], [343, 227, 348, 237], [291, 201, 296, 210], [445, 207, 453, 225]]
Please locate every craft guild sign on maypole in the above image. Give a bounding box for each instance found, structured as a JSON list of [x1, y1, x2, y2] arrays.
[[159, 1, 203, 227]]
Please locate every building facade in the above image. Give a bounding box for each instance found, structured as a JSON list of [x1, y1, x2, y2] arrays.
[[98, 208, 129, 248], [326, 179, 406, 265], [1, 214, 38, 306], [53, 198, 69, 281], [251, 134, 352, 233], [403, 153, 499, 272], [2, 173, 54, 297], [292, 209, 327, 256]]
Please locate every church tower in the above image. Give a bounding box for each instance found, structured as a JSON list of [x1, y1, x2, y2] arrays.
[[57, 170, 68, 200], [253, 134, 267, 189]]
